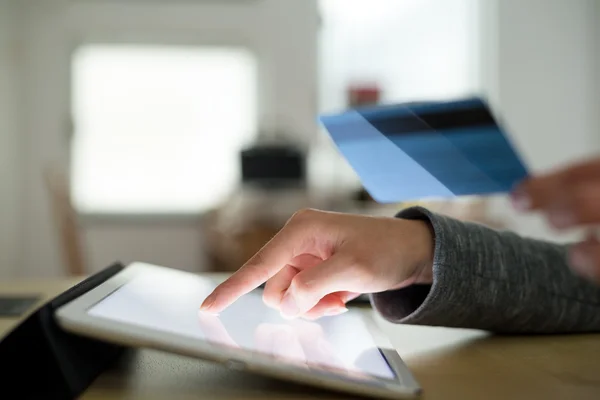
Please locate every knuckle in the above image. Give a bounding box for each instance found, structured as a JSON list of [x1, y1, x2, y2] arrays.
[[344, 253, 362, 268], [285, 208, 323, 233], [346, 254, 372, 279], [571, 191, 597, 221], [262, 278, 285, 304], [562, 166, 578, 181], [521, 178, 540, 195], [291, 275, 314, 295], [240, 261, 270, 283], [571, 188, 587, 205], [262, 289, 279, 309], [246, 251, 265, 268], [290, 208, 323, 224], [291, 208, 315, 221], [518, 179, 533, 193]]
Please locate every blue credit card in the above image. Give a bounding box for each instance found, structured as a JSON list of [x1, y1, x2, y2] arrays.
[[319, 97, 529, 203]]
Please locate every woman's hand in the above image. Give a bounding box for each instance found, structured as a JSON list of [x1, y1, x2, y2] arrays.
[[200, 209, 434, 319], [512, 157, 600, 282]]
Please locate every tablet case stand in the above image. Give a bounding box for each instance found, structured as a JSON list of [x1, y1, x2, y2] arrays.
[[0, 262, 126, 400]]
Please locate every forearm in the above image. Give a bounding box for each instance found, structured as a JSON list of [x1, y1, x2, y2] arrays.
[[371, 207, 600, 334]]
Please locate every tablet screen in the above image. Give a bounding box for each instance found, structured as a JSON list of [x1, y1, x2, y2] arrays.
[[87, 267, 395, 381]]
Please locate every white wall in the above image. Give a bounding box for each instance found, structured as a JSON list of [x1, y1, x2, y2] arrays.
[[481, 0, 600, 242], [0, 0, 20, 278], [14, 0, 319, 278], [84, 220, 206, 273], [496, 0, 598, 171]]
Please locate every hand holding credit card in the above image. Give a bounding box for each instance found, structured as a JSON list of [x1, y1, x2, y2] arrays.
[[319, 97, 528, 203]]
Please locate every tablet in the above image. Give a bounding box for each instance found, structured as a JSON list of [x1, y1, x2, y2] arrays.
[[55, 262, 421, 399]]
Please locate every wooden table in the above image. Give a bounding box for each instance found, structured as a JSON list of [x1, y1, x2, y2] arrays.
[[1, 278, 600, 400]]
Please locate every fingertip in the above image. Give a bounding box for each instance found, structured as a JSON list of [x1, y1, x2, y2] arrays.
[[199, 305, 221, 316], [280, 312, 298, 321], [262, 288, 285, 310], [324, 307, 349, 317], [280, 292, 301, 319], [510, 186, 532, 212], [263, 296, 280, 311], [302, 305, 349, 321], [202, 278, 251, 314], [199, 296, 215, 312], [300, 314, 320, 321], [198, 308, 219, 317], [547, 207, 576, 230], [200, 292, 228, 315]]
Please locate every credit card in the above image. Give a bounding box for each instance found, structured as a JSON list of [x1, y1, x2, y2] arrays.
[[319, 97, 528, 203]]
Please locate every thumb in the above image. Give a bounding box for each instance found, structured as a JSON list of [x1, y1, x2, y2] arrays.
[[279, 254, 361, 318]]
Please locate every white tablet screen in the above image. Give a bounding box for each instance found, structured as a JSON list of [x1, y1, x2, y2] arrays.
[[87, 267, 395, 380]]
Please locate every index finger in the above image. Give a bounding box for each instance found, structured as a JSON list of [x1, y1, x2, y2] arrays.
[[200, 221, 310, 314]]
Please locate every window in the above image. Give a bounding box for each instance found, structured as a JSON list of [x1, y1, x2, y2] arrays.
[[70, 45, 258, 214], [318, 0, 478, 112], [311, 0, 479, 191]]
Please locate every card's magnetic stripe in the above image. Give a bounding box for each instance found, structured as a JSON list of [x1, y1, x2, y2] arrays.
[[355, 98, 485, 120], [361, 102, 495, 136]]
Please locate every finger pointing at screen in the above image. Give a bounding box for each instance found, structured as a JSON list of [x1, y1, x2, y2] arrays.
[[200, 209, 435, 320]]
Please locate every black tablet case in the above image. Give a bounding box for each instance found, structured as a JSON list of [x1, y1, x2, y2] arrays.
[[0, 263, 126, 400]]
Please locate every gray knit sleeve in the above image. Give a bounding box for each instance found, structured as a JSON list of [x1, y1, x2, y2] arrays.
[[370, 207, 600, 334]]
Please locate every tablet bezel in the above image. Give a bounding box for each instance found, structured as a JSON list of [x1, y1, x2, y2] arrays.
[[55, 262, 421, 399]]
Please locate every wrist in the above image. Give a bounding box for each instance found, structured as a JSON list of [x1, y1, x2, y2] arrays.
[[399, 218, 435, 286]]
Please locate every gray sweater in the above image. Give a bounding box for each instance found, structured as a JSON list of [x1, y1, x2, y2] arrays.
[[371, 207, 600, 334]]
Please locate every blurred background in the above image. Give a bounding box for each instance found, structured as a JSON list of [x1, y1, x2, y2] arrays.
[[0, 0, 598, 279]]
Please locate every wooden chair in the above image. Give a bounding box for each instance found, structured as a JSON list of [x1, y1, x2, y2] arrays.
[[44, 166, 87, 277]]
